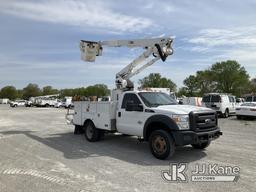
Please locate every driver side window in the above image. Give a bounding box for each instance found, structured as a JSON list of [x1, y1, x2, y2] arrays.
[[121, 93, 141, 109]]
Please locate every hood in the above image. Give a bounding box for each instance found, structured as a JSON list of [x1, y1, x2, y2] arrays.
[[151, 105, 212, 115]]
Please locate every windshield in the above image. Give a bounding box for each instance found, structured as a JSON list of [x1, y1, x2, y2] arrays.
[[202, 95, 221, 102], [138, 92, 177, 107], [245, 96, 256, 102]]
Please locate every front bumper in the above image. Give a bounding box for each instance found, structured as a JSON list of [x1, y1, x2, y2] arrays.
[[172, 127, 222, 146]]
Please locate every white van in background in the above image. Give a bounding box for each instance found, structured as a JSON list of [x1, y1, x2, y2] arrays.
[[202, 93, 237, 118]]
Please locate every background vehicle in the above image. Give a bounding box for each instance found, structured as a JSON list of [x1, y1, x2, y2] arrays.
[[68, 37, 222, 160], [34, 97, 57, 107], [98, 96, 111, 101], [202, 93, 237, 118], [62, 97, 73, 108], [236, 102, 256, 119], [236, 97, 245, 104], [245, 95, 256, 103], [33, 95, 58, 107], [182, 97, 202, 106], [0, 98, 9, 104], [25, 100, 32, 107], [54, 99, 63, 108], [10, 100, 26, 107]]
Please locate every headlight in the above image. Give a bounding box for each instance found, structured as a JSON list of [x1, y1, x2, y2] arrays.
[[170, 114, 189, 130]]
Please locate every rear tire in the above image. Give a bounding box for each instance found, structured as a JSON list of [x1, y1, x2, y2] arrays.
[[84, 121, 101, 142], [222, 109, 229, 118], [149, 130, 175, 160], [192, 141, 211, 149]]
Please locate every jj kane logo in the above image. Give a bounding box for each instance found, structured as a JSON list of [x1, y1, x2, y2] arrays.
[[162, 163, 240, 182]]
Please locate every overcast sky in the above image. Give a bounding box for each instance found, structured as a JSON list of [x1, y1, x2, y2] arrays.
[[0, 0, 256, 89]]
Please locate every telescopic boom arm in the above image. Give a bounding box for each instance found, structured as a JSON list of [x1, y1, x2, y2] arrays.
[[79, 37, 174, 90]]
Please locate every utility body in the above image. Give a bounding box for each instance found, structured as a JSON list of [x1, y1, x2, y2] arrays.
[[68, 37, 222, 159]]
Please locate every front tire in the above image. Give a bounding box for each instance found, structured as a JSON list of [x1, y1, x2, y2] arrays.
[[192, 141, 211, 149], [84, 121, 101, 142], [149, 130, 175, 160]]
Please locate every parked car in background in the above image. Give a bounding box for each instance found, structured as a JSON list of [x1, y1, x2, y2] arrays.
[[236, 102, 256, 119], [202, 93, 237, 118], [54, 99, 63, 108], [236, 97, 245, 104], [98, 96, 111, 101], [245, 95, 256, 103], [25, 100, 32, 107], [10, 100, 26, 107], [62, 97, 73, 108]]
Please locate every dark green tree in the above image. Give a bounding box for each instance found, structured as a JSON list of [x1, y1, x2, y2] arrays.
[[85, 84, 110, 97], [139, 73, 177, 92], [196, 70, 217, 95], [210, 60, 250, 96], [22, 83, 41, 99], [0, 86, 17, 100], [182, 60, 250, 97], [183, 75, 198, 96], [177, 87, 189, 97], [42, 86, 59, 96], [59, 84, 110, 98], [59, 89, 75, 97]]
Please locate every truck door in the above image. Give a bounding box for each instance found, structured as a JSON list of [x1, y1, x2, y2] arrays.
[[116, 93, 148, 137], [232, 96, 237, 113], [228, 96, 235, 113]]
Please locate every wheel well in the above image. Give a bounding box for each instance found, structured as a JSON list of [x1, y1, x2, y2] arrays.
[[83, 119, 93, 127], [144, 122, 170, 141]]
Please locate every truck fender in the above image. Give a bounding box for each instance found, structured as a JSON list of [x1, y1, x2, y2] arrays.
[[143, 115, 179, 141], [83, 119, 94, 127]]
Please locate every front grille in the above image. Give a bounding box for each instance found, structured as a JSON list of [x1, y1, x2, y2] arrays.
[[189, 111, 218, 132]]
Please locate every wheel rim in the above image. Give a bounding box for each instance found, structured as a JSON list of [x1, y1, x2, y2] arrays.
[[152, 135, 167, 155], [86, 124, 93, 139], [225, 110, 228, 117]]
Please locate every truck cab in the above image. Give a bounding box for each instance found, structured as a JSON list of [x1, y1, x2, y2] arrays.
[[71, 90, 222, 160]]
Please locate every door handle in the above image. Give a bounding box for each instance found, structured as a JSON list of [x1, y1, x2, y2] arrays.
[[118, 112, 121, 117]]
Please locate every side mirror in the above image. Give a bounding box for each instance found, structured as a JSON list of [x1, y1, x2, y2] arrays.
[[126, 103, 143, 112]]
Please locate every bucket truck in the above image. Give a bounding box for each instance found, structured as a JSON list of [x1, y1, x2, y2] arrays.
[[68, 37, 222, 160]]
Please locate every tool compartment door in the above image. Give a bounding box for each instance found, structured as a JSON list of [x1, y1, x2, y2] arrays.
[[73, 101, 83, 125], [95, 102, 116, 131]]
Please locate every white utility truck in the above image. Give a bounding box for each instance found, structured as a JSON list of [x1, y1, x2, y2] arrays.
[[69, 37, 222, 159]]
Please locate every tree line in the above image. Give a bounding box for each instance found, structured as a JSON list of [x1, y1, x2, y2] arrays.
[[0, 60, 255, 100], [0, 84, 110, 100], [179, 60, 256, 97], [139, 60, 256, 97]]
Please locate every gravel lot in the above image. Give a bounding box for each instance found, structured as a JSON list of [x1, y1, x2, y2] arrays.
[[0, 104, 255, 192]]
